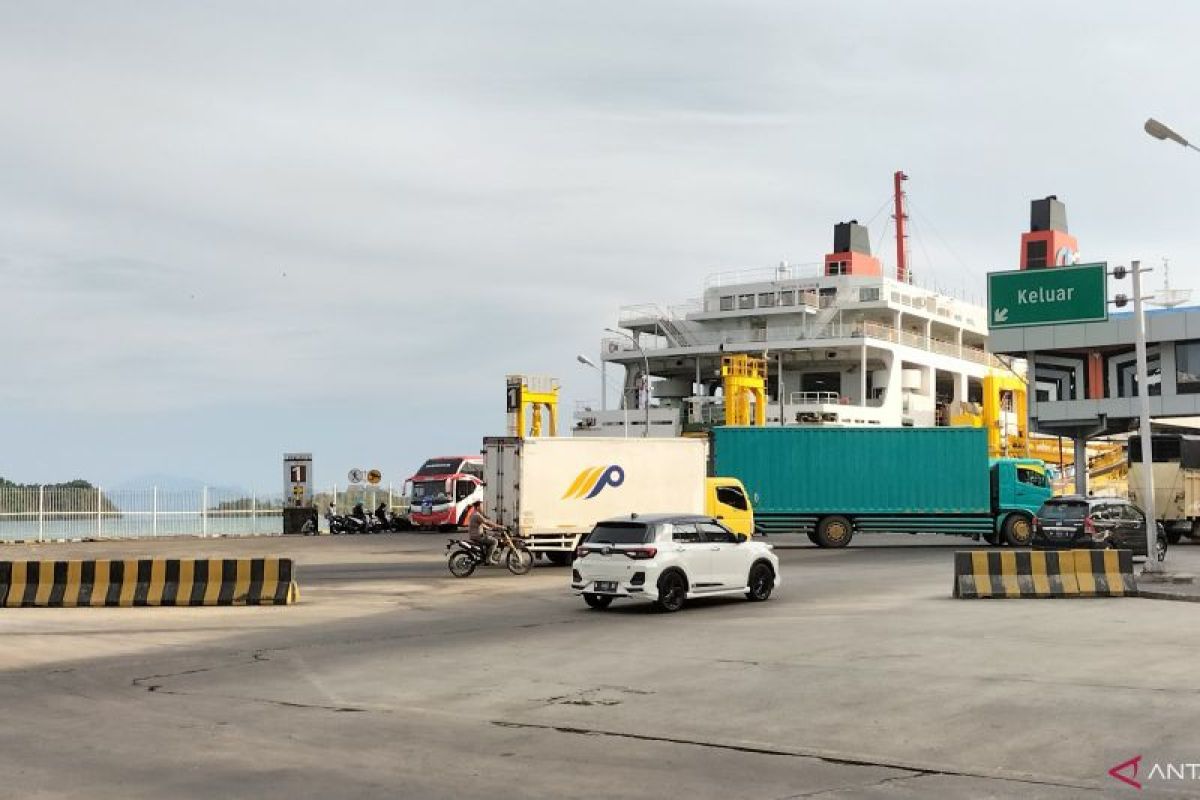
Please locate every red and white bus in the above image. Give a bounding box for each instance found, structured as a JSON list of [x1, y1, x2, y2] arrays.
[[404, 455, 484, 531]]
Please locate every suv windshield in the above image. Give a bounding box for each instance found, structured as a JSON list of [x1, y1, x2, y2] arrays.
[[584, 523, 653, 545], [1038, 501, 1088, 522]]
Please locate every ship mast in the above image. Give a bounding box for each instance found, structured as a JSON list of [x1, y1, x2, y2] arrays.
[[893, 170, 910, 284]]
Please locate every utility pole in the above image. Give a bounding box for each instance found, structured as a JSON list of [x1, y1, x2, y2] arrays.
[[1130, 260, 1162, 572]]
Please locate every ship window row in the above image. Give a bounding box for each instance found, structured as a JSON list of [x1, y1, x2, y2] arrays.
[[718, 290, 799, 312]]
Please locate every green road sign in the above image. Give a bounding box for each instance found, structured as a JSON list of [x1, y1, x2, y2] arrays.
[[987, 263, 1108, 329]]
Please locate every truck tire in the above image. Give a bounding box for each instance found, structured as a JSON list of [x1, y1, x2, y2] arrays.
[[1002, 513, 1033, 547], [545, 551, 573, 567], [806, 531, 820, 546], [815, 516, 853, 548], [982, 530, 1001, 546], [1167, 530, 1183, 546]]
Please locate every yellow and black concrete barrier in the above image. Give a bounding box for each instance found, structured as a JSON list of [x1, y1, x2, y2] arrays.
[[953, 549, 1136, 598], [0, 558, 298, 607]]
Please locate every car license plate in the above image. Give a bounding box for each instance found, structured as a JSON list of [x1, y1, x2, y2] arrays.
[[594, 581, 617, 593]]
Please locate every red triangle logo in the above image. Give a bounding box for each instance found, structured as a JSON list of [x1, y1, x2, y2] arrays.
[[1109, 755, 1143, 790]]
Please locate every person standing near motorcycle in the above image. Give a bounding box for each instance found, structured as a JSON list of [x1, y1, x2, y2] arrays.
[[464, 500, 503, 564]]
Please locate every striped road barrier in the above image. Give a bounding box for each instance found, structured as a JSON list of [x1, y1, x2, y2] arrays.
[[953, 549, 1136, 599], [0, 558, 298, 607]]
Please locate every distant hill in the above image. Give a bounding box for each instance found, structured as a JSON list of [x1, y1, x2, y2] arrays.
[[0, 477, 118, 514], [111, 473, 210, 491]]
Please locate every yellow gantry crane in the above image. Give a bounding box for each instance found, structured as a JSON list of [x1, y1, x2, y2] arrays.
[[721, 355, 767, 427], [506, 374, 560, 438]]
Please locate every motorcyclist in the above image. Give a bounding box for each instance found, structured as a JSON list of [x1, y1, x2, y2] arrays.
[[374, 502, 389, 528], [350, 502, 367, 532], [464, 500, 504, 564]]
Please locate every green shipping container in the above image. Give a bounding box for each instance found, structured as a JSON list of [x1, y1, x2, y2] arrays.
[[712, 427, 992, 515]]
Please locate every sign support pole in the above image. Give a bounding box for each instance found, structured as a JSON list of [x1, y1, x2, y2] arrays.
[[1132, 261, 1161, 572]]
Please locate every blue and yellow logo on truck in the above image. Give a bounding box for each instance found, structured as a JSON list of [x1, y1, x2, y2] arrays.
[[562, 465, 625, 499]]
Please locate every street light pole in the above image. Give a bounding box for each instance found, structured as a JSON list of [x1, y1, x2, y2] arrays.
[[1131, 261, 1162, 572], [605, 328, 651, 437]]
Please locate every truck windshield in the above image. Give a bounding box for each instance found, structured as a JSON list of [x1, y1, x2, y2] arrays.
[[1038, 502, 1087, 522], [584, 523, 652, 545]]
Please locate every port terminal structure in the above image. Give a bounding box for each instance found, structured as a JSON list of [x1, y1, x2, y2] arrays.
[[988, 196, 1200, 496]]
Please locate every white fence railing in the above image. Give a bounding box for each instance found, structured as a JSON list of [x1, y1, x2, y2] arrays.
[[0, 486, 292, 542], [0, 484, 415, 542]]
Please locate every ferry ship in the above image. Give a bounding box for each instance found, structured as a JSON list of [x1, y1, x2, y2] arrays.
[[575, 172, 1000, 436]]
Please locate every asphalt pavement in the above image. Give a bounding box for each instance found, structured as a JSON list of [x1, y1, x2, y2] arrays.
[[2, 532, 1200, 798]]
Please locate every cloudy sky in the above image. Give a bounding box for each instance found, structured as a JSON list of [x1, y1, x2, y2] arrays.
[[2, 1, 1198, 489]]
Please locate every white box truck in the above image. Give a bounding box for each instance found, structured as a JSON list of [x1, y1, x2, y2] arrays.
[[483, 436, 754, 565], [1128, 433, 1200, 543]]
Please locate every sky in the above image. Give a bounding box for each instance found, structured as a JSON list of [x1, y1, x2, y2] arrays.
[[2, 1, 1199, 490]]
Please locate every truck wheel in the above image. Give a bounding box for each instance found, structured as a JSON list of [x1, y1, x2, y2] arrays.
[[815, 516, 853, 548], [806, 531, 820, 546], [982, 530, 1001, 546], [1002, 514, 1033, 547], [1167, 530, 1183, 545], [545, 551, 573, 567]]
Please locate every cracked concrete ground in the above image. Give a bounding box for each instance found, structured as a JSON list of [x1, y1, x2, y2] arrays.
[[2, 533, 1200, 798]]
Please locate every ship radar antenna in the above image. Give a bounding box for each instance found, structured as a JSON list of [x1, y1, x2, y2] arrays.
[[1151, 256, 1192, 308]]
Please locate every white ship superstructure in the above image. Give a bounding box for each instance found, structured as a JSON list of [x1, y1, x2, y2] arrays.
[[576, 176, 999, 436]]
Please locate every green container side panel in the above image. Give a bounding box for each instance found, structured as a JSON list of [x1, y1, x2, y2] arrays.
[[713, 427, 992, 516]]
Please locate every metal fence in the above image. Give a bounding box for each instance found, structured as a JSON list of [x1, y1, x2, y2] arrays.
[[0, 486, 289, 542], [0, 484, 416, 542]]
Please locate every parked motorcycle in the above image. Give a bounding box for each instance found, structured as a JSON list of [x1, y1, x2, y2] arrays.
[[325, 506, 368, 534], [446, 528, 534, 577]]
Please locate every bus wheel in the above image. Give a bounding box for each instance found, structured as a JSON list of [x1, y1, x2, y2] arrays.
[[815, 516, 853, 548], [1002, 514, 1032, 547]]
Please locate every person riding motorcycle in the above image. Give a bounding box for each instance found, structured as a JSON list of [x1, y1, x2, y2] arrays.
[[464, 500, 504, 564], [374, 502, 389, 528]]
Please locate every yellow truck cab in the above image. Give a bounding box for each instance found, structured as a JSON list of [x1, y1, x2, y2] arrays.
[[705, 477, 755, 538]]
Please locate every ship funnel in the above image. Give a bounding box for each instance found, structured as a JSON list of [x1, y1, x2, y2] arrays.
[[1020, 195, 1078, 269]]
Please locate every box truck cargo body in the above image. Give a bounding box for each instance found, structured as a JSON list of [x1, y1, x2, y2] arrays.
[[1128, 434, 1200, 541], [712, 426, 1051, 547], [483, 437, 753, 562]]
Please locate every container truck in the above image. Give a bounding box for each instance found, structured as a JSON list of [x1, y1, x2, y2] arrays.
[[711, 426, 1051, 547], [1128, 433, 1200, 544], [483, 436, 754, 565]]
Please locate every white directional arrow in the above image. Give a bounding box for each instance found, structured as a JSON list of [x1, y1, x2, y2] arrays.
[[993, 307, 1009, 323]]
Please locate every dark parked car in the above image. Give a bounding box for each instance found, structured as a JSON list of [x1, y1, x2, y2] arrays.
[[1032, 496, 1167, 561]]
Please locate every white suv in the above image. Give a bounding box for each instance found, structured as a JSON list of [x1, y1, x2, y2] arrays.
[[571, 513, 780, 612]]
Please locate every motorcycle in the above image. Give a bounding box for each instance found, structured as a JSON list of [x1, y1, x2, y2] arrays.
[[446, 527, 534, 577], [326, 506, 368, 535]]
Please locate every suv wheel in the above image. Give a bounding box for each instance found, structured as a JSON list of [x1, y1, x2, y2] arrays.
[[654, 571, 687, 613], [745, 562, 774, 602], [583, 593, 612, 610]]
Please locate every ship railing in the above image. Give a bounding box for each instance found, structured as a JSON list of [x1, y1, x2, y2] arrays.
[[788, 391, 842, 406], [702, 262, 824, 289], [602, 323, 1001, 366], [618, 299, 704, 323]]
